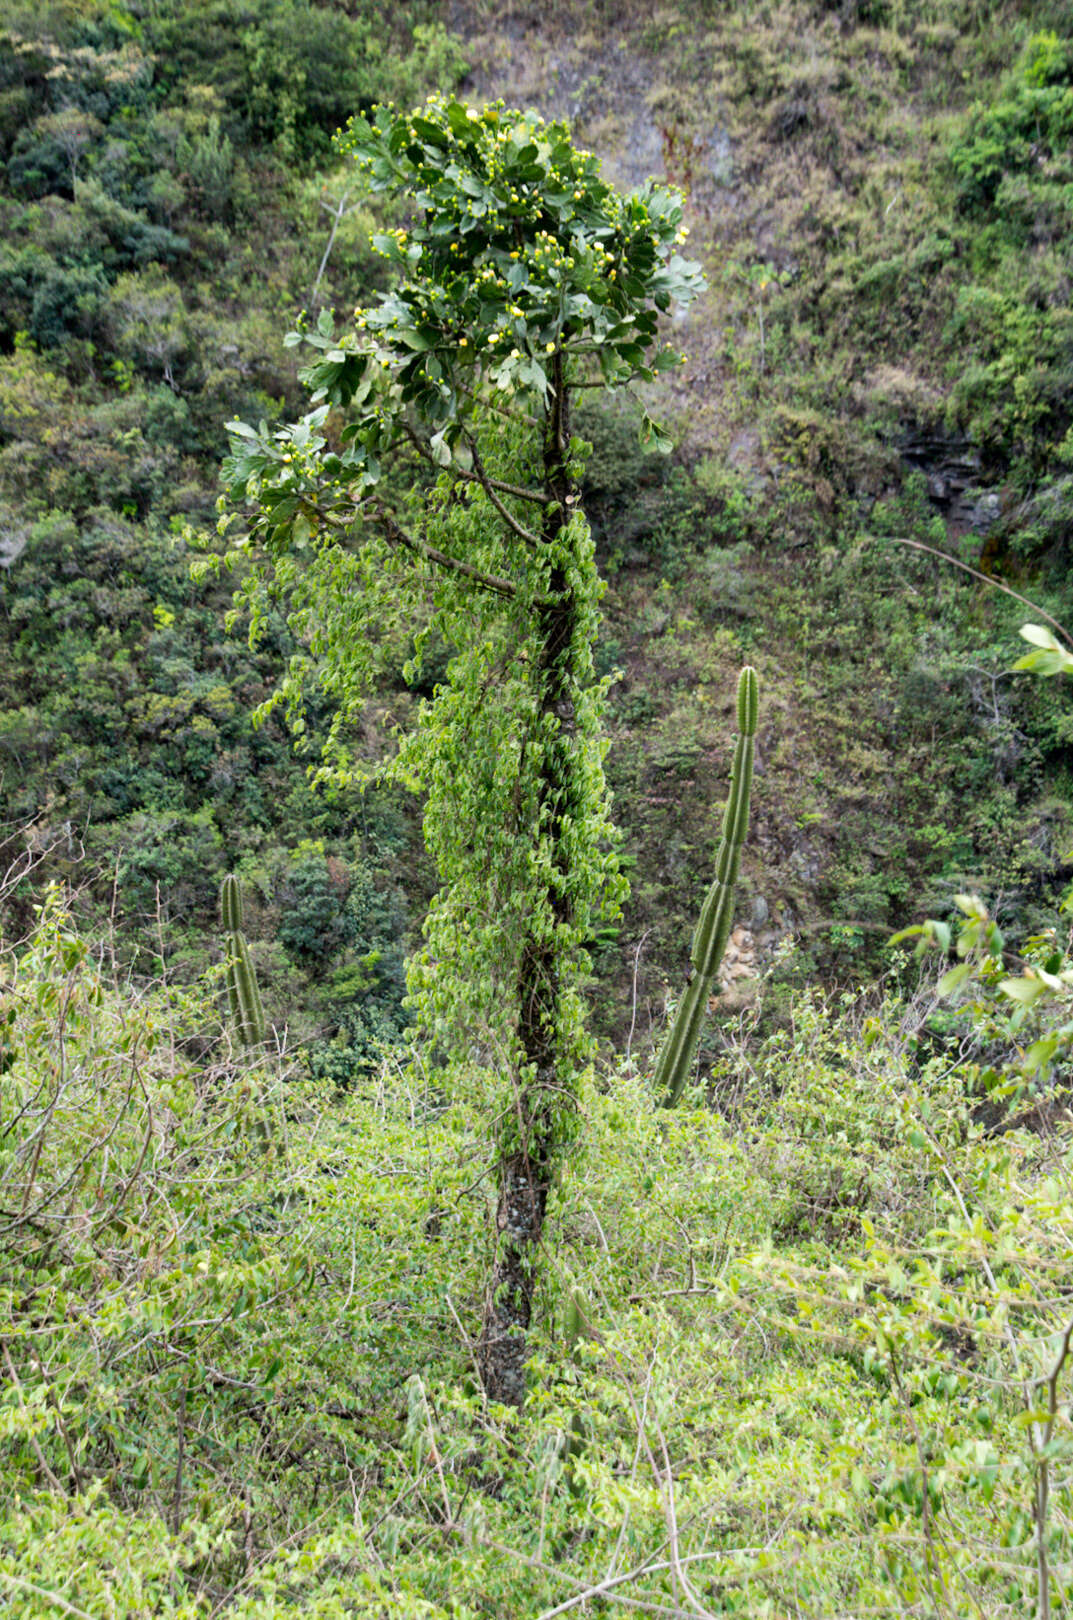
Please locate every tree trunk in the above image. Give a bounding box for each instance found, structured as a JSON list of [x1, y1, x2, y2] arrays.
[[478, 356, 578, 1405]]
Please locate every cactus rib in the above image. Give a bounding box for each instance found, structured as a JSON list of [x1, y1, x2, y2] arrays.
[[221, 875, 266, 1049], [655, 666, 758, 1107], [221, 872, 244, 933]]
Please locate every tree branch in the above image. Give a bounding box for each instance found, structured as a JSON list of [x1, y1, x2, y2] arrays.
[[401, 423, 550, 509], [374, 507, 521, 600], [455, 376, 541, 429], [466, 456, 552, 508], [462, 432, 542, 545]]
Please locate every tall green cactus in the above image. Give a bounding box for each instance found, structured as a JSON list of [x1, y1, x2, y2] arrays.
[[654, 666, 758, 1107], [221, 875, 266, 1050]]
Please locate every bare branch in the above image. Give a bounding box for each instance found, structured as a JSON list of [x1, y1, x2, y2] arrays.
[[461, 432, 542, 546], [455, 376, 541, 429], [396, 421, 544, 547], [375, 507, 521, 601]]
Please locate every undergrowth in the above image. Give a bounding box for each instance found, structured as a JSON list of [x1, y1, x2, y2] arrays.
[[2, 874, 1069, 1617]]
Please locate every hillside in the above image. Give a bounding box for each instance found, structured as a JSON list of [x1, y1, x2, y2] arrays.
[[4, 0, 1073, 1069], [2, 1, 1073, 1613]]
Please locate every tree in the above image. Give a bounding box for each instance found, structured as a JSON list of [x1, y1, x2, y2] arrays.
[[223, 95, 704, 1403]]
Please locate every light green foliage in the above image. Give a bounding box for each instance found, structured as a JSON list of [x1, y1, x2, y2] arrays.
[[655, 665, 757, 1105], [1014, 622, 1073, 680], [726, 991, 1073, 1619], [397, 470, 622, 1090], [2, 887, 1071, 1617], [0, 889, 489, 1616]]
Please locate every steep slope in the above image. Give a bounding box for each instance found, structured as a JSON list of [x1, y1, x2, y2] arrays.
[[2, 0, 1072, 1071]]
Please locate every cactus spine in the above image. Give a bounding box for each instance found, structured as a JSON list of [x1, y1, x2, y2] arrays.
[[654, 666, 758, 1107], [221, 874, 266, 1049]]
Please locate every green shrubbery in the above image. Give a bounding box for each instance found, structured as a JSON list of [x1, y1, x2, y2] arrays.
[[0, 0, 463, 1096], [2, 879, 1068, 1617]]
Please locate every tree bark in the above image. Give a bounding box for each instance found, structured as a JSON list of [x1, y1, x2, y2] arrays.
[[478, 354, 579, 1405]]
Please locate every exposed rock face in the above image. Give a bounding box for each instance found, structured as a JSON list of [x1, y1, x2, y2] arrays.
[[899, 426, 1004, 534], [716, 924, 757, 991], [447, 1, 734, 211]]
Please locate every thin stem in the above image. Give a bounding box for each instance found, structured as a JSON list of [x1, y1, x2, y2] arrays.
[[399, 425, 540, 545], [0, 1572, 93, 1620], [401, 422, 550, 507], [373, 508, 522, 600], [1031, 1312, 1073, 1620], [880, 535, 1073, 650], [311, 189, 355, 306]]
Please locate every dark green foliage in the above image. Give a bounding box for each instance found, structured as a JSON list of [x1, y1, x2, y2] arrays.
[[146, 1, 462, 163], [277, 848, 357, 967], [576, 396, 694, 569], [950, 32, 1073, 214], [0, 0, 448, 1049]]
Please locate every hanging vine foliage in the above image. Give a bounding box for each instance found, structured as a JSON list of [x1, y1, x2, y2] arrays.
[[223, 94, 704, 1401]]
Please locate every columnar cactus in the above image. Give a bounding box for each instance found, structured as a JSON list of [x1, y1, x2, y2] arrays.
[[221, 875, 266, 1049], [655, 666, 758, 1107]]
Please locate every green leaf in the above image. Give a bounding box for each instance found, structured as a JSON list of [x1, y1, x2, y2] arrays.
[[1020, 623, 1063, 650], [1023, 1035, 1060, 1073], [998, 975, 1047, 1006], [447, 102, 474, 139], [1012, 624, 1073, 676], [394, 328, 436, 352], [937, 961, 972, 997], [639, 412, 673, 454], [411, 115, 450, 148]]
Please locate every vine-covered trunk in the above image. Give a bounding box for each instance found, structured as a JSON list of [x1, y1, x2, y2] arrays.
[[479, 358, 579, 1406]]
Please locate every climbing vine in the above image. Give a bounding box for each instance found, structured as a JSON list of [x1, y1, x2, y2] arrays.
[[223, 95, 703, 1400]]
